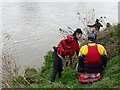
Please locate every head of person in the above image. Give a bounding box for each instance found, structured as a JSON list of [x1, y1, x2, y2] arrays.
[[73, 28, 83, 40], [91, 27, 96, 32], [96, 19, 99, 23], [88, 32, 97, 43]]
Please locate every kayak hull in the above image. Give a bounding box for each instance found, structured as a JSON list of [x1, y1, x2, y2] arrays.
[[77, 72, 102, 83]]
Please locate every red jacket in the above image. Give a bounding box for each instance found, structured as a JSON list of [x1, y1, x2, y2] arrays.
[[57, 35, 80, 57]]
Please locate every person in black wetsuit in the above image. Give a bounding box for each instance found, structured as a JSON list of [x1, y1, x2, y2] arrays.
[[87, 19, 103, 32]]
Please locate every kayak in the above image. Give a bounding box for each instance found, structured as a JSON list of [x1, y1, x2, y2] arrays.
[[77, 72, 102, 83]]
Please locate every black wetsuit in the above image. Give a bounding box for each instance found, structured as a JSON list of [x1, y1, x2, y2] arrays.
[[51, 47, 63, 82], [88, 22, 103, 31]]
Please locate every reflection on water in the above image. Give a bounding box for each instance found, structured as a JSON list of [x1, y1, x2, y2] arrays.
[[2, 2, 118, 73]]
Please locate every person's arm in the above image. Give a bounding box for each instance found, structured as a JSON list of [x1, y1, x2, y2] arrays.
[[101, 46, 109, 67], [101, 54, 109, 67], [57, 39, 73, 57], [78, 45, 88, 63], [57, 40, 65, 56], [100, 23, 103, 27], [75, 43, 80, 56], [77, 45, 87, 72], [98, 44, 109, 67], [97, 44, 107, 55], [78, 45, 88, 57], [87, 24, 96, 27]]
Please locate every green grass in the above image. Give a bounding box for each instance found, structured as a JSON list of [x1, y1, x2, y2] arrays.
[[10, 24, 120, 88], [11, 51, 120, 88]]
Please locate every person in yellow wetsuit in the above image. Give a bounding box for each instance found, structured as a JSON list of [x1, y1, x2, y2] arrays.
[[77, 32, 108, 73]]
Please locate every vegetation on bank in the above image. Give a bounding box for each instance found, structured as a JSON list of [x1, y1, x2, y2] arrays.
[[4, 24, 120, 88], [10, 53, 120, 88]]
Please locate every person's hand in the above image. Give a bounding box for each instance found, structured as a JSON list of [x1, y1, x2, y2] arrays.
[[78, 54, 85, 60]]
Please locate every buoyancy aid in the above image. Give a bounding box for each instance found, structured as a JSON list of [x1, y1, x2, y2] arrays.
[[84, 44, 101, 64]]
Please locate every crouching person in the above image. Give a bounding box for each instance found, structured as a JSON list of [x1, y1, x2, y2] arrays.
[[51, 28, 83, 82], [77, 32, 109, 73]]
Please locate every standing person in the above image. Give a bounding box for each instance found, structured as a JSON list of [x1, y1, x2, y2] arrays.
[[77, 32, 108, 73], [51, 28, 83, 82], [87, 19, 103, 32]]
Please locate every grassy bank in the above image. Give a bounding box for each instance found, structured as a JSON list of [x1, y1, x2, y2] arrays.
[[10, 52, 120, 88], [9, 24, 120, 88]]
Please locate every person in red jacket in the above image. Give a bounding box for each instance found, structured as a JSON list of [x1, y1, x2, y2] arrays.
[[51, 28, 83, 82]]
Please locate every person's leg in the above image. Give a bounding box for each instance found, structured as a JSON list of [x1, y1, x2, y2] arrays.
[[51, 50, 59, 82], [58, 57, 63, 78]]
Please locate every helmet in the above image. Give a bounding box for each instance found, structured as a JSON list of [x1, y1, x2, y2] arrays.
[[88, 32, 96, 41], [91, 27, 96, 31]]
